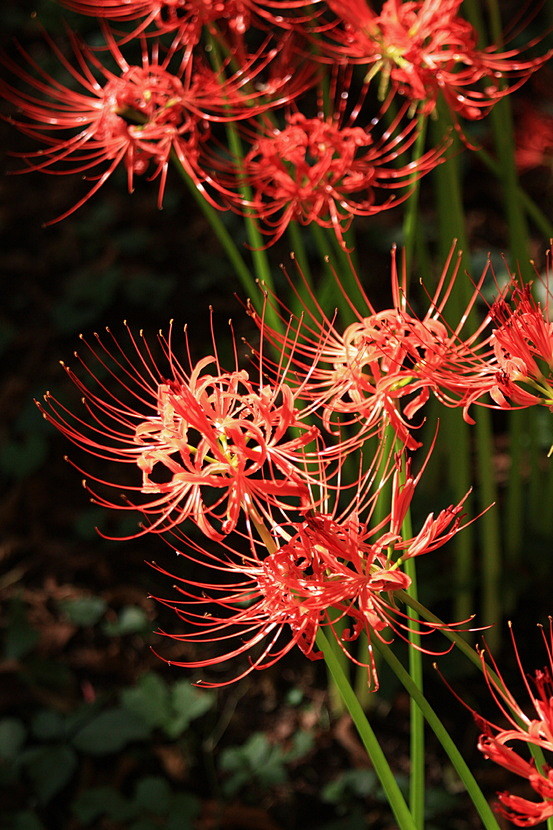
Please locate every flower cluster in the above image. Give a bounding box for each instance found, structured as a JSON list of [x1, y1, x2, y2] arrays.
[[468, 624, 553, 826], [322, 0, 549, 121], [39, 241, 553, 687], [1, 0, 548, 241], [36, 232, 553, 691], [151, 482, 470, 688], [39, 250, 498, 686], [247, 244, 495, 445]]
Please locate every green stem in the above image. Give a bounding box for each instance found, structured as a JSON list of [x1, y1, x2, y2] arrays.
[[398, 460, 424, 828], [205, 33, 281, 332], [398, 591, 486, 673], [171, 154, 257, 298], [374, 640, 502, 830], [402, 113, 428, 276], [474, 148, 553, 239], [431, 115, 476, 630], [316, 629, 418, 830], [467, 0, 539, 614], [432, 106, 502, 647], [403, 558, 424, 827]]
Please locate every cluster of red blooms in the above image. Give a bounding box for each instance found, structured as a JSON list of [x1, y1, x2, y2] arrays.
[[39, 246, 553, 821], [1, 0, 549, 241], [39, 248, 553, 691], [462, 623, 553, 827], [39, 287, 477, 691]]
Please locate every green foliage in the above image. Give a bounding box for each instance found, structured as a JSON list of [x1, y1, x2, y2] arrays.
[[71, 707, 152, 755], [102, 605, 151, 637], [72, 778, 200, 829], [322, 769, 379, 805], [57, 596, 107, 627], [3, 599, 39, 660], [121, 672, 215, 739], [1, 587, 217, 829], [219, 730, 315, 796], [19, 745, 78, 804]]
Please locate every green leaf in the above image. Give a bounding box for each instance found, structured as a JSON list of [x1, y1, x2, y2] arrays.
[[4, 600, 39, 660], [322, 769, 378, 804], [73, 786, 135, 824], [165, 681, 215, 738], [283, 730, 314, 762], [133, 776, 171, 814], [72, 708, 151, 755], [121, 673, 170, 730], [220, 733, 288, 796], [285, 687, 304, 707], [31, 710, 65, 742], [102, 606, 150, 636], [166, 793, 201, 829], [0, 718, 26, 760], [22, 745, 77, 804], [57, 597, 107, 627]]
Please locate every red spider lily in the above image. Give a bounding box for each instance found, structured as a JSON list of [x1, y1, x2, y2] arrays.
[[213, 92, 445, 248], [467, 623, 553, 826], [56, 0, 320, 44], [323, 0, 550, 121], [487, 272, 553, 410], [151, 451, 472, 687], [515, 103, 553, 171], [247, 244, 493, 448], [0, 30, 309, 222], [37, 323, 326, 540]]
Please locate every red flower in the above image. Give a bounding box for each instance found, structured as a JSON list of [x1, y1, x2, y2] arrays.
[[515, 104, 553, 172], [247, 245, 492, 448], [469, 624, 553, 826], [56, 0, 259, 44], [1, 31, 306, 222], [38, 324, 323, 539], [214, 98, 444, 247], [323, 0, 549, 121], [152, 452, 471, 687], [487, 274, 553, 410]]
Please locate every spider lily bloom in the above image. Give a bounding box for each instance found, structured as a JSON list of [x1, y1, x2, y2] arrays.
[[0, 31, 309, 222], [487, 274, 553, 410], [469, 624, 553, 826], [515, 103, 553, 172], [247, 245, 493, 448], [215, 97, 445, 248], [38, 324, 325, 540], [152, 454, 472, 687], [56, 0, 321, 43], [323, 0, 550, 121], [57, 0, 257, 43]]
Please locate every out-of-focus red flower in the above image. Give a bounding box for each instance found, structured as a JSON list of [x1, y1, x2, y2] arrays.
[[38, 323, 324, 539], [247, 245, 493, 448], [323, 0, 549, 121], [152, 452, 471, 687], [487, 272, 553, 410], [214, 99, 445, 248], [57, 0, 322, 44], [515, 103, 553, 171], [467, 624, 553, 826], [0, 31, 308, 222]]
